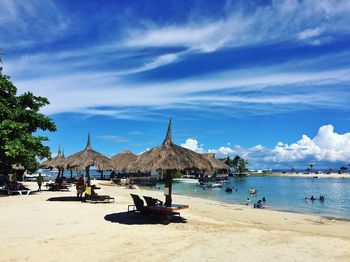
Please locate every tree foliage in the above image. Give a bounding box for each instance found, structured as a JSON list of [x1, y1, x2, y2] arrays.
[[223, 155, 249, 176], [0, 67, 56, 173]]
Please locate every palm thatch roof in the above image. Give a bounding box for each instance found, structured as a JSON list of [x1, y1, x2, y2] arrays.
[[129, 119, 212, 172], [111, 149, 137, 171], [40, 146, 65, 169], [64, 134, 113, 170], [202, 153, 229, 171]]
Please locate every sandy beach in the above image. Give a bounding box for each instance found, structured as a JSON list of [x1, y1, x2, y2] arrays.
[[1, 181, 350, 262]]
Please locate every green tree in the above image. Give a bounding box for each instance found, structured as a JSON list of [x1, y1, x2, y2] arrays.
[[223, 155, 248, 176], [236, 157, 248, 176], [0, 67, 56, 175], [339, 166, 348, 174]]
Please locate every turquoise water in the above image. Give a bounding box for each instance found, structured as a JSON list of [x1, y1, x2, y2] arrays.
[[154, 176, 350, 219]]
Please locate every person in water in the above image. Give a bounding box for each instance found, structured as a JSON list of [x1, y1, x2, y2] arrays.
[[310, 195, 315, 201], [262, 197, 266, 202]]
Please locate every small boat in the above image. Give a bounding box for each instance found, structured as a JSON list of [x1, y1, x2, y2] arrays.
[[173, 178, 198, 184], [198, 182, 223, 188], [210, 183, 223, 188], [248, 188, 257, 194]]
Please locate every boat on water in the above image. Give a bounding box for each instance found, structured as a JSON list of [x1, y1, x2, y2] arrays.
[[173, 178, 198, 184], [198, 182, 223, 188], [248, 188, 257, 194]]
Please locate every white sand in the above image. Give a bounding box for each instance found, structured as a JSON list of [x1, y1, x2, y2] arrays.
[[0, 181, 349, 262]]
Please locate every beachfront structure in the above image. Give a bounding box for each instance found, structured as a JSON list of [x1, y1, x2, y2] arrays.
[[111, 149, 137, 171], [130, 118, 212, 206], [201, 153, 229, 172], [40, 146, 66, 180], [64, 134, 113, 185]]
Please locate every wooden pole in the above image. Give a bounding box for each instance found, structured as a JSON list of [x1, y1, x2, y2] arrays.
[[86, 166, 90, 186], [164, 169, 173, 207]]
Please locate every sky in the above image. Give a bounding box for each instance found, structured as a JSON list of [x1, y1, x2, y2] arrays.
[[1, 0, 350, 170]]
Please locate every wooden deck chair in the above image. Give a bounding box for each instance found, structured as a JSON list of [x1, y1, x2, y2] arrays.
[[84, 186, 114, 203]]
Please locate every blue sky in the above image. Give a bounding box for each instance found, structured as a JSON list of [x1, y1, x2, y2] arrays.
[[1, 0, 350, 170]]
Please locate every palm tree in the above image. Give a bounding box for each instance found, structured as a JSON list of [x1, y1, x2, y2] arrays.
[[306, 164, 314, 174], [223, 155, 248, 176], [236, 158, 248, 176], [339, 166, 348, 174]]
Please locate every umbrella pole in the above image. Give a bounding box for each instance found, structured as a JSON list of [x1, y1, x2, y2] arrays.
[[164, 169, 173, 207], [70, 170, 73, 179], [86, 166, 91, 186]]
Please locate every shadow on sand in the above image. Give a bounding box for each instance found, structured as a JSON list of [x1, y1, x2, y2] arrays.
[[47, 196, 81, 202], [104, 212, 187, 225]]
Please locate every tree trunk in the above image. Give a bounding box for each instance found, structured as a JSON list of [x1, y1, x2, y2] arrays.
[[70, 170, 73, 179], [164, 169, 173, 207], [86, 166, 91, 186]]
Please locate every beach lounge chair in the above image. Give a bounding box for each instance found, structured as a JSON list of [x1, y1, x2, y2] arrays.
[[46, 182, 70, 191], [143, 196, 163, 206], [128, 194, 150, 214], [83, 186, 114, 203], [5, 182, 31, 196]]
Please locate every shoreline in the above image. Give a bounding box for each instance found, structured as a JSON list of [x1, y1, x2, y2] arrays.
[[148, 185, 350, 222], [250, 172, 350, 178]]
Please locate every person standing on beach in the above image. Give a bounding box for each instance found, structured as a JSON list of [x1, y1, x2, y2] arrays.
[[76, 176, 85, 199], [36, 173, 44, 191]]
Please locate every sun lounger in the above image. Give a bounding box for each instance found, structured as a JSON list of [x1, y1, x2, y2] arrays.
[[83, 186, 114, 203], [128, 194, 151, 214], [4, 183, 31, 196], [45, 182, 70, 191]]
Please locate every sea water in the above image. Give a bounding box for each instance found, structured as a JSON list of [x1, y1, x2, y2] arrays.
[[53, 170, 350, 219], [156, 176, 350, 220]]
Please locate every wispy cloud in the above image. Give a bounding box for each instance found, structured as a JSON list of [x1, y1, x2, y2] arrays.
[[97, 135, 129, 143], [0, 0, 68, 49], [123, 0, 350, 52]]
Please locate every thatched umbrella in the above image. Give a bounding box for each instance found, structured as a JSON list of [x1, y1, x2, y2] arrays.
[[202, 153, 229, 172], [64, 134, 113, 185], [130, 119, 212, 206], [111, 149, 137, 171], [40, 146, 66, 180]]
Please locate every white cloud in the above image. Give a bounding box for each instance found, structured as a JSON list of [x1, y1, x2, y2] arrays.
[[181, 138, 204, 153], [0, 0, 67, 48], [97, 135, 129, 143], [209, 147, 233, 155], [181, 125, 350, 169], [267, 125, 350, 163], [123, 0, 350, 52], [7, 59, 350, 117], [298, 28, 322, 40]]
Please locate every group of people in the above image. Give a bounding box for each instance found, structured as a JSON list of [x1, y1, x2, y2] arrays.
[[304, 195, 325, 202], [254, 197, 266, 209]]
